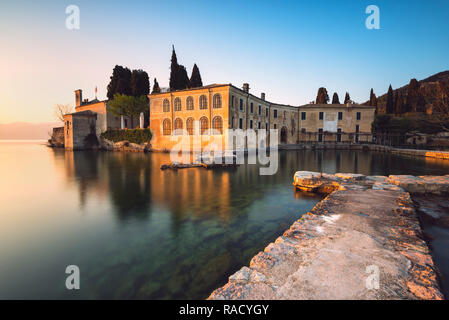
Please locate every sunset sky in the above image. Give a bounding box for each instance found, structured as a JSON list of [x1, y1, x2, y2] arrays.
[[0, 0, 448, 123]]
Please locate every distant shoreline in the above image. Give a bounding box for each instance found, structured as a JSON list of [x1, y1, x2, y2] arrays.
[[0, 139, 48, 142]]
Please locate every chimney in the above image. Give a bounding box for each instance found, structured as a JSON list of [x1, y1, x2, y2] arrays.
[[242, 83, 250, 93], [261, 93, 265, 100], [75, 89, 83, 107]]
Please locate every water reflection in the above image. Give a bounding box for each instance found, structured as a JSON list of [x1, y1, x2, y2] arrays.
[[1, 142, 449, 299]]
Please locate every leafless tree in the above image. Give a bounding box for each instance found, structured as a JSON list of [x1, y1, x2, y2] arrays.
[[54, 104, 73, 122]]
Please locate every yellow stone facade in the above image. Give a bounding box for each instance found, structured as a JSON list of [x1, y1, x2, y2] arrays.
[[148, 84, 375, 151]]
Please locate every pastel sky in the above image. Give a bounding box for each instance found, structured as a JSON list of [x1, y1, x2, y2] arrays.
[[0, 0, 448, 123]]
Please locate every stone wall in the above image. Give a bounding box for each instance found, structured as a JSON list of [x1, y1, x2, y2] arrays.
[[49, 127, 64, 147], [368, 145, 449, 160]]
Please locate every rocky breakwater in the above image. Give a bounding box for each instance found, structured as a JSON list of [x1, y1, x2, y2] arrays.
[[208, 171, 449, 300], [99, 137, 151, 152]]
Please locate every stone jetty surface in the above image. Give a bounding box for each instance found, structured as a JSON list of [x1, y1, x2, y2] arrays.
[[208, 172, 449, 300]]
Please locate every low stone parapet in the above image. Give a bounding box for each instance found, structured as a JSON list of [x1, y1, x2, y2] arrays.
[[367, 145, 449, 161]]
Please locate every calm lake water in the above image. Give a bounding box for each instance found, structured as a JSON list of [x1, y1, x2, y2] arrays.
[[1, 141, 449, 299]]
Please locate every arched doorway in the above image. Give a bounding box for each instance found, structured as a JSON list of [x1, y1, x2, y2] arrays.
[[280, 127, 288, 144]]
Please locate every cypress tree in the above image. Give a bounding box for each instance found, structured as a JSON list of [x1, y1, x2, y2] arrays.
[[169, 46, 190, 90], [152, 78, 161, 94], [178, 65, 190, 90], [316, 87, 329, 104], [190, 63, 203, 88], [386, 85, 394, 114], [344, 92, 351, 104], [331, 92, 340, 104], [169, 45, 179, 91], [369, 88, 377, 107]]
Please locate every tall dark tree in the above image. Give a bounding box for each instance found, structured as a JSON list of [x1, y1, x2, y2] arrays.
[[316, 87, 329, 104], [107, 65, 132, 100], [178, 65, 190, 90], [395, 90, 404, 114], [130, 69, 150, 96], [386, 85, 394, 114], [331, 92, 340, 104], [152, 78, 161, 94], [369, 88, 377, 107], [169, 45, 179, 91], [344, 92, 351, 104], [169, 46, 190, 90], [189, 63, 203, 88]]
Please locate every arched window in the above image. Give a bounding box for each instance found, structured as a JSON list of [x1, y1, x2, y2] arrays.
[[174, 98, 181, 111], [186, 96, 194, 110], [199, 116, 209, 135], [213, 94, 222, 109], [163, 119, 171, 135], [199, 95, 208, 110], [212, 116, 223, 134], [174, 118, 183, 135], [186, 117, 194, 135], [163, 99, 170, 112]]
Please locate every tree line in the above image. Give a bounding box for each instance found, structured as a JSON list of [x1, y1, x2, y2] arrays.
[[315, 87, 353, 105], [104, 46, 204, 128]]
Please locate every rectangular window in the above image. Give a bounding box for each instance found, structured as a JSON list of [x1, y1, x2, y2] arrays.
[[337, 128, 342, 142], [239, 99, 243, 111], [301, 128, 306, 133], [250, 102, 254, 114], [319, 112, 324, 120], [356, 112, 361, 120], [266, 123, 268, 131], [301, 112, 306, 120], [318, 128, 323, 142], [356, 125, 360, 133], [338, 112, 343, 120], [266, 108, 268, 117], [274, 110, 278, 118], [239, 118, 243, 129], [258, 105, 261, 115], [274, 124, 277, 129], [258, 121, 261, 129], [250, 120, 253, 129]]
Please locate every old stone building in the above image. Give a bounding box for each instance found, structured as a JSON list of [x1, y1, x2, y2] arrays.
[[148, 83, 375, 151], [64, 89, 138, 150]]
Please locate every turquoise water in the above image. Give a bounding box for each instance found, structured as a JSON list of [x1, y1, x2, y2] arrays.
[[1, 141, 449, 299]]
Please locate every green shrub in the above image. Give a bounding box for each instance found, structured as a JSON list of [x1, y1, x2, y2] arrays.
[[101, 128, 152, 145]]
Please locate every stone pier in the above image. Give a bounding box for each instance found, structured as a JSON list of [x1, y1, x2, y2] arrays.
[[208, 172, 449, 300]]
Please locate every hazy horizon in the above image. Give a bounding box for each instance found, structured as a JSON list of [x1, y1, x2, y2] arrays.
[[0, 122, 61, 140]]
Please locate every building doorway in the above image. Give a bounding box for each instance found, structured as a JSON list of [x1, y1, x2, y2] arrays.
[[280, 127, 288, 144]]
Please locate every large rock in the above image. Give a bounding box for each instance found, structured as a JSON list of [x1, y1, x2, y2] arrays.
[[293, 171, 329, 192], [388, 175, 426, 193]]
